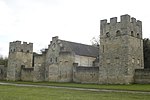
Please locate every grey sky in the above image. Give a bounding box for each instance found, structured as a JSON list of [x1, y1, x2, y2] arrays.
[[0, 0, 150, 57]]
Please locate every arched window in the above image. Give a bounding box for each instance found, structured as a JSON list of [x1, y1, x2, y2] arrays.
[[106, 32, 110, 37], [50, 58, 52, 62], [131, 31, 134, 36], [137, 33, 140, 38], [116, 30, 121, 36]]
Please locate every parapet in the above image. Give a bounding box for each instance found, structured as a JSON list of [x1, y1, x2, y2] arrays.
[[110, 17, 117, 25], [100, 14, 142, 38], [100, 14, 142, 27], [121, 14, 130, 23], [9, 41, 33, 53]]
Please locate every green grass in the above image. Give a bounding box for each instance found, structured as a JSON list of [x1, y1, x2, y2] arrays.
[[1, 81, 150, 92], [0, 85, 150, 100]]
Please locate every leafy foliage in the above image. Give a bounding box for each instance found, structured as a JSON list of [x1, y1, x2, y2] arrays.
[[143, 38, 150, 69], [91, 37, 100, 47], [0, 56, 8, 67]]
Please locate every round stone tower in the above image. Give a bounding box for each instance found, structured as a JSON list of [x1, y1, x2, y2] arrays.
[[99, 14, 144, 84]]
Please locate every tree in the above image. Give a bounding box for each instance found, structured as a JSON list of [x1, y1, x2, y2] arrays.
[[0, 56, 8, 67], [40, 48, 47, 54], [143, 38, 150, 69], [90, 36, 100, 47]]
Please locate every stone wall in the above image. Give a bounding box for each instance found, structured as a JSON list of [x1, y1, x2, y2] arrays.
[[45, 36, 61, 81], [134, 69, 150, 84], [45, 36, 75, 82], [21, 67, 34, 81], [58, 52, 74, 82], [75, 55, 96, 66], [0, 65, 7, 80], [47, 52, 74, 82], [99, 14, 143, 84], [73, 66, 99, 83], [7, 41, 33, 81], [33, 54, 45, 82]]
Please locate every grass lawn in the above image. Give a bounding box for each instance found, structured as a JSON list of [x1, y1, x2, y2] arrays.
[[0, 85, 150, 100], [1, 81, 150, 92]]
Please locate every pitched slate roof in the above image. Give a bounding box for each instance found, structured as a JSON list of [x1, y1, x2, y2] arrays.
[[60, 40, 99, 57]]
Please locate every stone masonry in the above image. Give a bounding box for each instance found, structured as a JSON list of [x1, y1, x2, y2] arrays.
[[99, 14, 144, 84], [7, 41, 33, 81], [4, 14, 150, 84]]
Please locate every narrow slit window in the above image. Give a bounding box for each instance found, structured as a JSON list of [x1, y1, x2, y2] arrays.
[[137, 33, 140, 38], [116, 30, 121, 36], [137, 59, 140, 65], [131, 31, 134, 36], [56, 57, 58, 62], [27, 50, 29, 53], [106, 32, 110, 37], [50, 58, 52, 62], [102, 45, 104, 53]]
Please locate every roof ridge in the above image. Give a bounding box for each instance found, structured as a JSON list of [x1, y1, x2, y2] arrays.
[[58, 39, 99, 57], [59, 39, 98, 48]]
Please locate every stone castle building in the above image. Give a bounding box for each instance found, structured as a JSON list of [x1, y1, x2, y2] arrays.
[[7, 41, 33, 81], [99, 14, 144, 84], [6, 36, 99, 83], [0, 14, 150, 84]]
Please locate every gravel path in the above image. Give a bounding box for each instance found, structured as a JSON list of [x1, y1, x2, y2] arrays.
[[0, 82, 150, 94]]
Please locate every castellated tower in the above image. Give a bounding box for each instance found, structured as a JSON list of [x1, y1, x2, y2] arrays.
[[7, 41, 33, 81], [99, 14, 144, 84]]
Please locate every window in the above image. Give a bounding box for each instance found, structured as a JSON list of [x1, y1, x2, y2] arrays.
[[115, 57, 119, 64], [102, 45, 104, 53], [50, 58, 52, 62], [131, 31, 134, 36], [132, 58, 135, 63], [137, 59, 140, 65], [106, 32, 110, 37], [137, 33, 140, 38], [21, 65, 25, 68], [116, 30, 121, 36], [56, 57, 58, 63]]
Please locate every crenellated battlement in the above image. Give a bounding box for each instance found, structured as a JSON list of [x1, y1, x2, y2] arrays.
[[9, 41, 33, 53], [100, 14, 142, 38], [101, 14, 142, 26]]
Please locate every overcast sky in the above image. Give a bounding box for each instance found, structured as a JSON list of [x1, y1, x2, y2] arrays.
[[0, 0, 150, 57]]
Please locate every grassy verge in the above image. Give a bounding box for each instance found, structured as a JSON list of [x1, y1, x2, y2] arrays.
[[1, 80, 150, 91], [0, 85, 150, 100]]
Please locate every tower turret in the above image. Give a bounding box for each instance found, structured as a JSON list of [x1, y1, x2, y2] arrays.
[[7, 41, 33, 81], [99, 14, 144, 84]]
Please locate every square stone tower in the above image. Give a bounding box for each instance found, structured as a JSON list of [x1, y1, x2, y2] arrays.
[[7, 41, 33, 81], [99, 14, 144, 84]]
